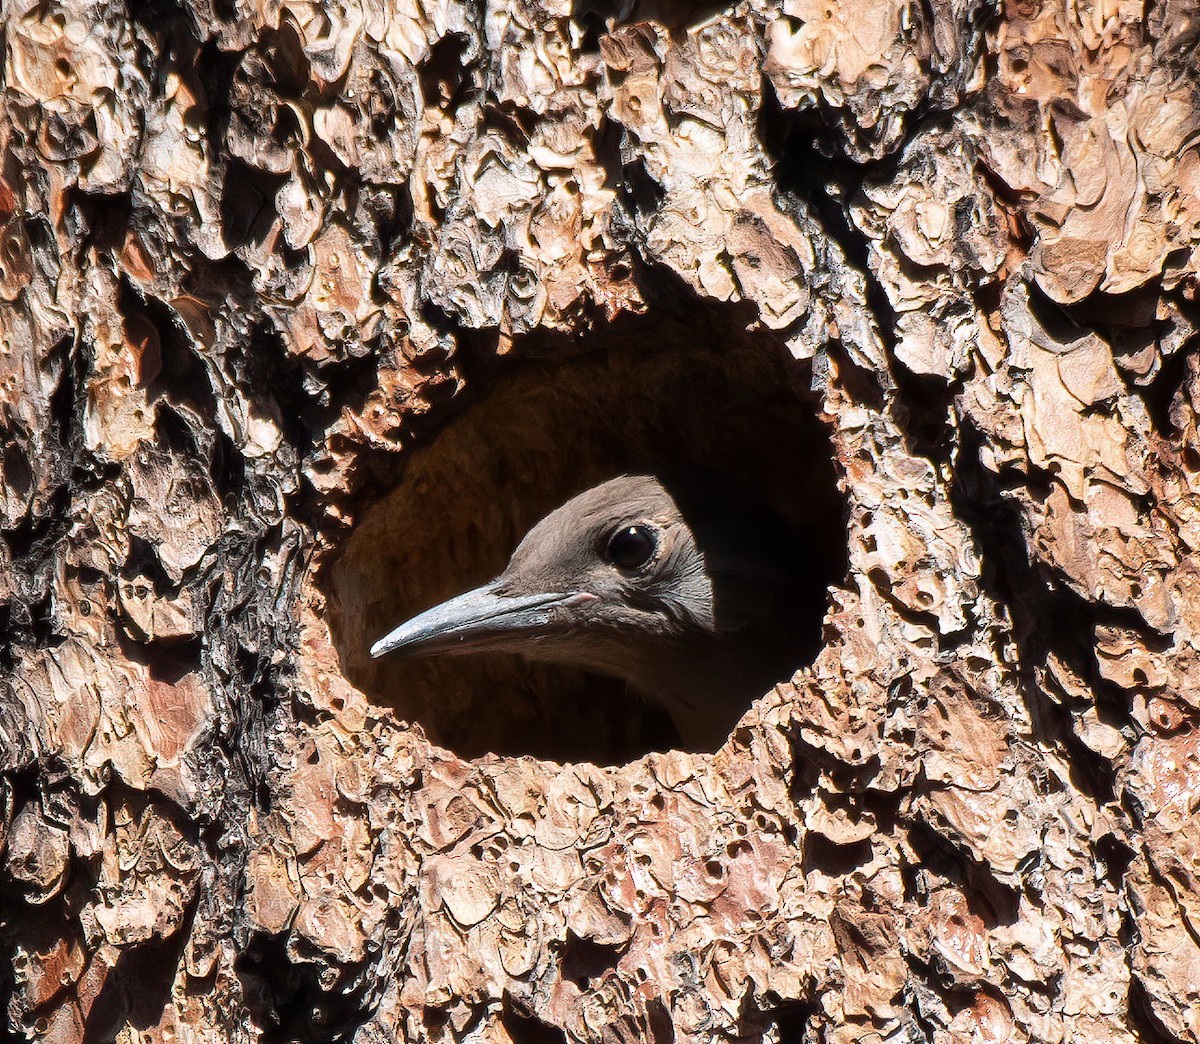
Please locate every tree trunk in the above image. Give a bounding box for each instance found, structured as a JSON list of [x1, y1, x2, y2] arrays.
[[2, 0, 1199, 1040]]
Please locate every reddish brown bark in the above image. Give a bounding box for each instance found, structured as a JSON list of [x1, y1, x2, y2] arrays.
[[2, 0, 1199, 1040]]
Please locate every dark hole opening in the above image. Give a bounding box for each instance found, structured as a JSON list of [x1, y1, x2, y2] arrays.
[[324, 319, 847, 763]]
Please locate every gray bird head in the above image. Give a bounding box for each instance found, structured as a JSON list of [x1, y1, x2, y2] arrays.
[[370, 473, 807, 743]]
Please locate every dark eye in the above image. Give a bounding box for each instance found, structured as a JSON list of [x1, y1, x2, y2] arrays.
[[605, 524, 657, 570]]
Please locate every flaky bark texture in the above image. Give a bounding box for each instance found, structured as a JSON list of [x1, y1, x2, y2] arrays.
[[3, 0, 1200, 1040]]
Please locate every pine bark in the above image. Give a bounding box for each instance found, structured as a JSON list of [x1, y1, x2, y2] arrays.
[[2, 0, 1199, 1041]]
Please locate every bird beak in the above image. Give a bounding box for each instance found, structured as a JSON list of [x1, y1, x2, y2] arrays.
[[370, 582, 595, 660]]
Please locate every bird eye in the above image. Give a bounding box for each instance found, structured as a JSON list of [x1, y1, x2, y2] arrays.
[[605, 524, 657, 570]]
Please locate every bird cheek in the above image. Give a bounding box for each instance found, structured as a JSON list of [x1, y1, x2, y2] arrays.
[[550, 590, 601, 629]]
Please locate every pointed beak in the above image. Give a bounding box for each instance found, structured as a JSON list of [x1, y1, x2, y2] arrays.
[[370, 582, 596, 660]]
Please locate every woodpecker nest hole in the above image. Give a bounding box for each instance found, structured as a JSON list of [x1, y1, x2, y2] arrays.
[[325, 321, 847, 763]]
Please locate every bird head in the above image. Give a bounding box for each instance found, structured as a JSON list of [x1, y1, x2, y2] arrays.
[[369, 472, 807, 737], [369, 476, 718, 669]]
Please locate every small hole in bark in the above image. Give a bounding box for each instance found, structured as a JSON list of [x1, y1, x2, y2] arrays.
[[501, 993, 570, 1044], [325, 318, 847, 762], [801, 832, 873, 876], [220, 159, 287, 250], [417, 33, 472, 112], [3, 444, 32, 498], [1096, 832, 1134, 888], [559, 932, 624, 986]]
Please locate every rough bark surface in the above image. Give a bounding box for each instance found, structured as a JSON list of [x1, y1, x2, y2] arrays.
[[2, 0, 1199, 1041]]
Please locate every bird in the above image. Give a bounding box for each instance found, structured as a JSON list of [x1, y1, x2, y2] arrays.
[[370, 473, 814, 748]]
